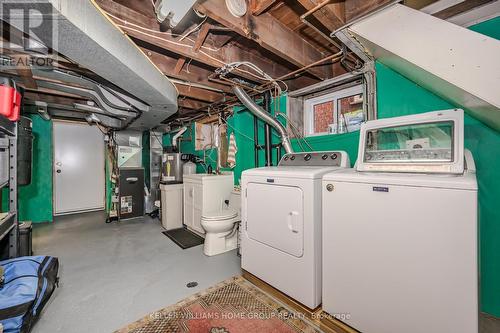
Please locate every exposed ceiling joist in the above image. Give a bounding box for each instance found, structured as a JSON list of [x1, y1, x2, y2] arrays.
[[193, 23, 212, 52], [195, 0, 333, 80], [251, 0, 279, 15], [433, 0, 496, 19], [297, 0, 346, 32], [175, 85, 225, 103], [140, 48, 231, 92], [344, 0, 395, 22], [96, 0, 294, 85], [173, 57, 187, 74], [178, 98, 210, 110]]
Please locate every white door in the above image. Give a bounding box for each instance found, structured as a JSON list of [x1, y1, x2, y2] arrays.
[[246, 183, 304, 257], [53, 121, 105, 215]]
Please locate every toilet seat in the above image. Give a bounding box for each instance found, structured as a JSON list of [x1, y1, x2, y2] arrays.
[[202, 209, 238, 221]]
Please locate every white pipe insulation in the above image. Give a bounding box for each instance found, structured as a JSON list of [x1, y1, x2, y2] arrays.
[[172, 126, 187, 147]]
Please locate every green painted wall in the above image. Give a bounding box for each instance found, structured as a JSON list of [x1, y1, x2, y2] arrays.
[[17, 114, 53, 223], [166, 97, 287, 185], [469, 16, 500, 40], [171, 18, 500, 317]]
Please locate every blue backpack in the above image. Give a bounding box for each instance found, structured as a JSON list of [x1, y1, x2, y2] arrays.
[[0, 256, 59, 333]]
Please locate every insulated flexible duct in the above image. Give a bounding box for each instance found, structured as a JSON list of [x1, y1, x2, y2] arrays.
[[232, 86, 293, 154]]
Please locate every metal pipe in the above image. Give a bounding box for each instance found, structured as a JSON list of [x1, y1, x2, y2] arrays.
[[233, 86, 293, 154], [263, 91, 273, 166], [172, 126, 187, 148], [254, 116, 260, 167], [299, 0, 344, 51], [167, 77, 225, 93]]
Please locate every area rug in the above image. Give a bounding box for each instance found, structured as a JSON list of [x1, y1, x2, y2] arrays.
[[115, 276, 321, 333]]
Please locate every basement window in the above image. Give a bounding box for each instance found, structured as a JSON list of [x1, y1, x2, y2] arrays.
[[304, 84, 364, 137]]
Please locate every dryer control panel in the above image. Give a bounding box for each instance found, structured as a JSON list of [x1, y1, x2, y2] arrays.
[[279, 151, 348, 167]]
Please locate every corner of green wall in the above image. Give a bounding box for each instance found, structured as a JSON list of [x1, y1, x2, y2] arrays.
[[18, 114, 53, 223]]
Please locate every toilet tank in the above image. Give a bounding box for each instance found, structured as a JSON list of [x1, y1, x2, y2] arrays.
[[229, 190, 241, 214]]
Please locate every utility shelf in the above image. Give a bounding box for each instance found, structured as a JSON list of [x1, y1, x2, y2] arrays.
[[0, 212, 16, 242], [0, 115, 15, 136]]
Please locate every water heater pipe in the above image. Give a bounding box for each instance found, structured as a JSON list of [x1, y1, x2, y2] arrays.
[[172, 126, 187, 147], [233, 86, 293, 154]]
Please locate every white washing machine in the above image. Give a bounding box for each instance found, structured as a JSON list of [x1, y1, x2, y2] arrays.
[[241, 151, 350, 309], [322, 109, 478, 333]]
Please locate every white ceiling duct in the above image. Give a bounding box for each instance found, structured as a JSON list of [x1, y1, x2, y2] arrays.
[[154, 0, 198, 27], [3, 0, 178, 129]]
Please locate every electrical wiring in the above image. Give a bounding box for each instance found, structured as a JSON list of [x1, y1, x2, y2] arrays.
[[218, 61, 283, 95], [221, 117, 256, 144], [108, 11, 292, 84], [105, 12, 221, 52], [111, 20, 272, 83], [276, 113, 314, 151], [179, 16, 207, 41]]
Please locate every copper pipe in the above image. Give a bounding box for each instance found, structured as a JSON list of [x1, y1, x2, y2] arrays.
[[301, 0, 333, 20], [299, 0, 358, 64], [274, 51, 343, 82]]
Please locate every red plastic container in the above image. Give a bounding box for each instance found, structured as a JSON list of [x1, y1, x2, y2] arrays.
[[0, 78, 21, 122]]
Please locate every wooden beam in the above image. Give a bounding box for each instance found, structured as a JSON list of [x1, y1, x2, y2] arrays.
[[173, 57, 186, 74], [193, 23, 212, 52], [251, 0, 279, 15], [96, 0, 291, 84], [196, 0, 332, 80], [178, 98, 210, 110], [175, 84, 225, 103], [344, 0, 393, 22], [297, 0, 345, 32], [434, 0, 495, 19], [141, 48, 232, 92], [404, 0, 439, 10]]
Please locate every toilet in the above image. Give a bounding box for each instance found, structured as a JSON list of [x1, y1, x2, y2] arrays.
[[201, 190, 241, 256]]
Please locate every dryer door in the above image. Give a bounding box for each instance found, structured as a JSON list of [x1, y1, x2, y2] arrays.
[[246, 183, 304, 257]]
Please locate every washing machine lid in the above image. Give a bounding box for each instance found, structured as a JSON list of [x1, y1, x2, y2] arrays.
[[202, 209, 238, 220], [323, 168, 477, 190], [242, 166, 345, 179]]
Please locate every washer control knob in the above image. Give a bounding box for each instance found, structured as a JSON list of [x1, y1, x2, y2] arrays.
[[283, 155, 289, 161], [290, 155, 296, 161], [322, 154, 328, 160], [331, 153, 338, 160], [304, 154, 312, 161], [326, 184, 334, 192]]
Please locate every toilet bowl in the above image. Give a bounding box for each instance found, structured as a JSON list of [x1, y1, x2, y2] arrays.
[[201, 190, 241, 256]]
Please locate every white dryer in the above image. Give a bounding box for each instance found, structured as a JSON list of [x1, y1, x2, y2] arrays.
[[241, 151, 350, 309]]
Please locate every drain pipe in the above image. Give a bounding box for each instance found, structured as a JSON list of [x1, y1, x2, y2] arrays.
[[172, 126, 187, 149], [232, 86, 293, 154]]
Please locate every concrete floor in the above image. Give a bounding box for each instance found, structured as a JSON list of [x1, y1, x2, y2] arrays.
[[27, 211, 500, 333], [31, 211, 242, 333]]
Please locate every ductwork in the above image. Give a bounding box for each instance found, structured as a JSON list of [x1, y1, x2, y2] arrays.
[[232, 86, 293, 154], [3, 0, 178, 129]]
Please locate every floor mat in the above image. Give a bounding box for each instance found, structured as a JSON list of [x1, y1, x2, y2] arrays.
[[115, 276, 321, 333], [162, 228, 204, 249]]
